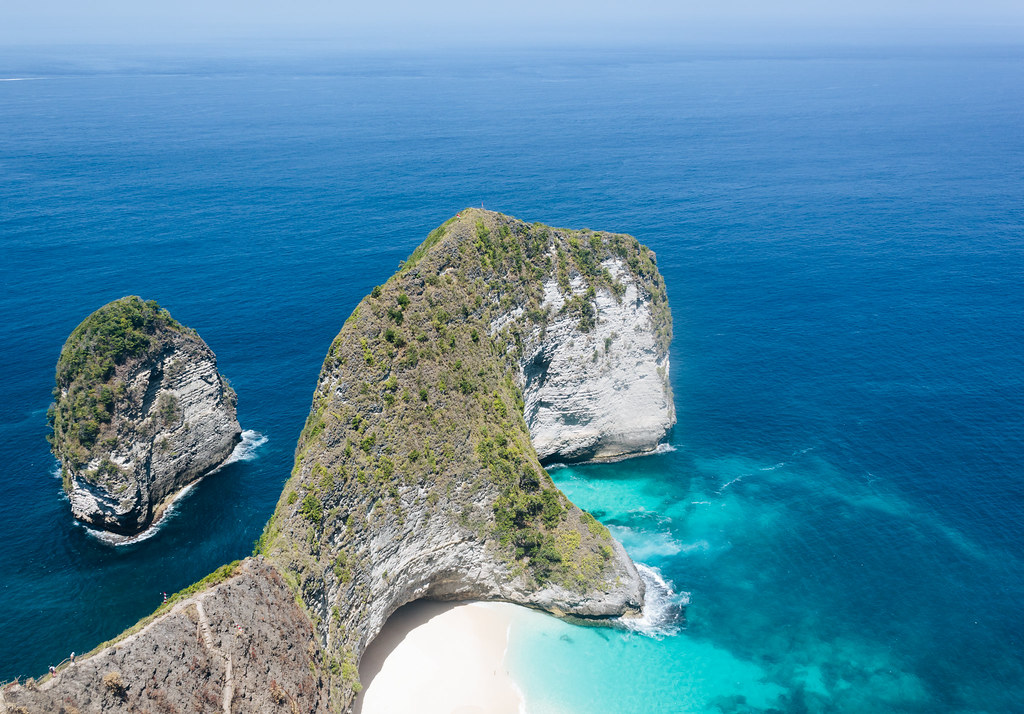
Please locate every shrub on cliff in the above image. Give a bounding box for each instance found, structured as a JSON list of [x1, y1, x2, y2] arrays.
[[259, 209, 665, 598], [56, 296, 181, 388], [48, 297, 183, 468]]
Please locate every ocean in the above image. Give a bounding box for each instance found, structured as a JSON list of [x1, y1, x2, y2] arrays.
[[1, 45, 1022, 712]]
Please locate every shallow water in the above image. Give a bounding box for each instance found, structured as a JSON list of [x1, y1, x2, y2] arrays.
[[1, 46, 1021, 711]]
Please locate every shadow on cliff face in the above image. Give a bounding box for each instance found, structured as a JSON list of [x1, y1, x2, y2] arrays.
[[352, 599, 464, 714]]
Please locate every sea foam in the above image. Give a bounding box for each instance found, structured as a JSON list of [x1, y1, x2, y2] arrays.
[[220, 429, 268, 467], [623, 563, 689, 638], [82, 482, 199, 547]]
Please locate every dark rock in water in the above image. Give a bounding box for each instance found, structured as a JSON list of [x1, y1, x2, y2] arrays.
[[48, 296, 241, 535]]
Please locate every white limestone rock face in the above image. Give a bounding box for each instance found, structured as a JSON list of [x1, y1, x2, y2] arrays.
[[309, 479, 644, 677], [53, 302, 241, 536], [517, 258, 675, 463]]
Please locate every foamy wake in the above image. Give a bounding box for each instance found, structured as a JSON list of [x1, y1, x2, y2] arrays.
[[717, 475, 744, 493], [652, 443, 677, 455], [623, 563, 689, 638], [716, 456, 796, 494], [220, 429, 269, 467]]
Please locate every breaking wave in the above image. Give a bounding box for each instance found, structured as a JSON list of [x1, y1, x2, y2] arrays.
[[83, 429, 266, 546], [623, 563, 689, 638], [220, 429, 268, 466], [83, 482, 199, 547]]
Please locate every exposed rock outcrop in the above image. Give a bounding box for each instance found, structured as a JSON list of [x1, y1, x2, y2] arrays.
[[516, 256, 674, 463], [48, 296, 241, 535], [1, 559, 330, 714], [13, 211, 673, 713], [254, 209, 660, 709]]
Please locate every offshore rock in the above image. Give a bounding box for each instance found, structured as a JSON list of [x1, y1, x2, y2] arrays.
[[48, 296, 241, 535], [14, 211, 673, 712]]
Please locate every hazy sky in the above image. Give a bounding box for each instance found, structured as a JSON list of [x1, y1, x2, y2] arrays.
[[4, 0, 1023, 47]]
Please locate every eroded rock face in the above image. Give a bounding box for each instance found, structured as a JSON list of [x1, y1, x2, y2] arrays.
[[255, 209, 665, 708], [517, 258, 675, 463], [49, 297, 241, 535]]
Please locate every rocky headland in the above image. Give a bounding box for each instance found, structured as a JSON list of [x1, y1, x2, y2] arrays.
[[47, 296, 241, 536], [5, 210, 673, 713]]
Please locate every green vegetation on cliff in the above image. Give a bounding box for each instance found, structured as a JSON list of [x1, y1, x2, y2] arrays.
[[16, 211, 664, 714], [47, 296, 183, 473], [259, 209, 667, 599]]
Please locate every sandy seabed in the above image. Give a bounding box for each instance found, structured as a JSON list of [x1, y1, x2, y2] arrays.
[[355, 600, 524, 714]]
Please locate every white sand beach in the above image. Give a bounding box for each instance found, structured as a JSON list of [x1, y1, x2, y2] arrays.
[[355, 600, 524, 714]]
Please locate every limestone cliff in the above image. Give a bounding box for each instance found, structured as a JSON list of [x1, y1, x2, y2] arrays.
[[48, 296, 241, 535], [255, 209, 662, 708], [10, 211, 673, 713], [514, 251, 674, 462]]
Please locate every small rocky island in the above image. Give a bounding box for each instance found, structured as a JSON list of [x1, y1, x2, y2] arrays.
[[47, 296, 241, 536], [5, 211, 673, 713]]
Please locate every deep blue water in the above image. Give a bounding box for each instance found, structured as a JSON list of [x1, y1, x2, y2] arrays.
[[1, 46, 1022, 711]]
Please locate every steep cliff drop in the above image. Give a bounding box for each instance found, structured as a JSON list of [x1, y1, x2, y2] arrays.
[[47, 296, 241, 537], [5, 211, 673, 713], [513, 232, 674, 462]]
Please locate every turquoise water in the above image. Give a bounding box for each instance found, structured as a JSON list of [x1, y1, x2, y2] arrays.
[[508, 452, 962, 712], [1, 47, 1022, 711]]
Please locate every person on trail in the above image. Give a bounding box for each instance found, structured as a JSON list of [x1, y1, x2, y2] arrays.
[[49, 665, 56, 677], [70, 652, 75, 664]]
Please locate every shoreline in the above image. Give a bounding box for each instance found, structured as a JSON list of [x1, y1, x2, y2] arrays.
[[81, 479, 198, 546], [81, 429, 263, 546], [543, 441, 677, 470], [355, 600, 524, 714]]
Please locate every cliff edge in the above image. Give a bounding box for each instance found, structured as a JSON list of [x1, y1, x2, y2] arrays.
[[256, 209, 667, 707], [47, 296, 242, 535], [9, 211, 673, 713], [512, 222, 674, 462]]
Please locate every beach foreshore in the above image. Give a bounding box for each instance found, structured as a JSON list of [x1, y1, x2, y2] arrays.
[[355, 600, 524, 714]]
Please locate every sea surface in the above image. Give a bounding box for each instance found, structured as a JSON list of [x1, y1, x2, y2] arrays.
[[1, 45, 1022, 712]]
